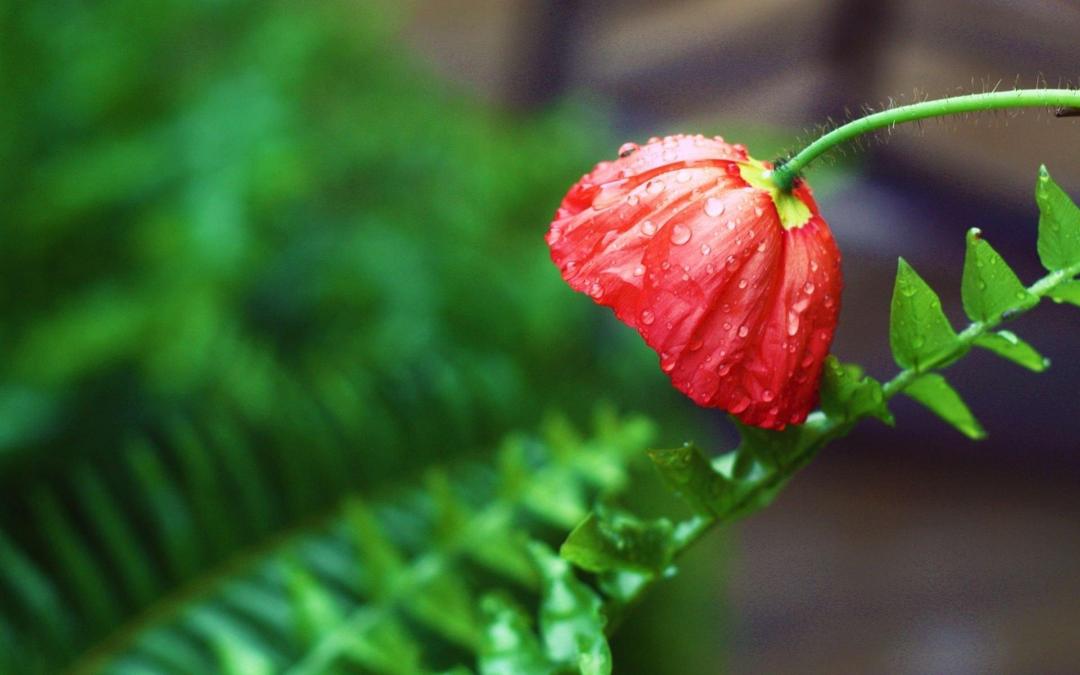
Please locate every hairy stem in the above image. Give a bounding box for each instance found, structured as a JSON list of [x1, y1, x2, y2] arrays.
[[771, 89, 1080, 192]]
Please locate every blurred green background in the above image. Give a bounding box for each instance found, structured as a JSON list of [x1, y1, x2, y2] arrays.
[[3, 1, 1080, 673], [1, 1, 709, 673]]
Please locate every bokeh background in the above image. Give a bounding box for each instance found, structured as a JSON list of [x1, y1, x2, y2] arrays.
[[2, 0, 1078, 673]]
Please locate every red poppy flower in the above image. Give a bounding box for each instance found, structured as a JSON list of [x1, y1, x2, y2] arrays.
[[546, 134, 842, 430]]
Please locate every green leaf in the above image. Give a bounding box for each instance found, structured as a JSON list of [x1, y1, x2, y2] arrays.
[[890, 258, 960, 369], [820, 357, 894, 425], [1036, 165, 1080, 272], [903, 373, 986, 440], [961, 228, 1037, 321], [647, 444, 731, 518], [478, 596, 553, 675], [530, 543, 611, 675], [973, 331, 1049, 372], [1046, 279, 1080, 306], [560, 508, 675, 576], [478, 599, 552, 675]]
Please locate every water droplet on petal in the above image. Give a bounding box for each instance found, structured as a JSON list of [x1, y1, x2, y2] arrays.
[[670, 224, 692, 245], [646, 179, 665, 194], [641, 220, 657, 236], [730, 396, 750, 413], [633, 264, 646, 277], [676, 169, 693, 183], [705, 198, 726, 217], [738, 278, 748, 289], [762, 389, 775, 402], [787, 311, 799, 336], [627, 194, 639, 206], [738, 325, 749, 338], [804, 281, 815, 294], [726, 220, 737, 231], [757, 241, 767, 252], [810, 260, 819, 272], [618, 142, 639, 158], [640, 309, 655, 325], [754, 206, 765, 217], [700, 243, 711, 255], [661, 261, 671, 270], [660, 353, 676, 372]]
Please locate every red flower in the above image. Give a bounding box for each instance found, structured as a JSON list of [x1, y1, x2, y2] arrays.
[[546, 134, 842, 430]]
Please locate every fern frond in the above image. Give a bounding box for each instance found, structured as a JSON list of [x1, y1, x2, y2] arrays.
[[37, 411, 654, 675]]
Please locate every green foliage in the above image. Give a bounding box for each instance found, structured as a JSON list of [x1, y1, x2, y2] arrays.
[[1047, 280, 1080, 306], [40, 412, 652, 674], [973, 331, 1048, 372], [819, 357, 893, 425], [889, 258, 961, 369], [962, 228, 1036, 322], [0, 1, 689, 672], [902, 374, 985, 440], [560, 170, 1080, 634], [1036, 165, 1080, 271], [560, 507, 675, 576]]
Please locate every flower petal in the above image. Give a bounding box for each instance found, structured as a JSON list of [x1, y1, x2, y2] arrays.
[[547, 136, 842, 430]]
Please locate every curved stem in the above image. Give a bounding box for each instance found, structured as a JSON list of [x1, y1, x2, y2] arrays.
[[771, 89, 1080, 192]]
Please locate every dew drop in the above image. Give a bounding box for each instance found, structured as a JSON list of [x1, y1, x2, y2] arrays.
[[726, 220, 737, 231], [618, 142, 639, 158], [810, 260, 819, 272], [627, 194, 639, 206], [722, 321, 732, 331], [705, 264, 715, 274], [641, 220, 657, 236], [738, 325, 749, 338], [688, 339, 703, 351], [738, 278, 748, 289], [754, 206, 765, 217], [676, 169, 693, 183], [646, 179, 665, 194], [640, 309, 655, 325], [718, 364, 731, 376], [633, 264, 646, 277], [700, 243, 711, 255], [762, 389, 775, 402], [730, 396, 751, 413], [589, 282, 604, 299], [726, 255, 737, 268], [704, 198, 726, 217], [661, 261, 671, 270], [787, 311, 799, 336], [670, 224, 692, 245], [803, 281, 815, 294], [757, 241, 767, 252], [660, 354, 676, 372]]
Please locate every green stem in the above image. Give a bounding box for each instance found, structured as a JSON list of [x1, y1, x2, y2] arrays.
[[771, 89, 1080, 192]]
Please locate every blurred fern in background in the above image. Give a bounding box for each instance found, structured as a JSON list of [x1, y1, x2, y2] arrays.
[[0, 1, 687, 671]]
